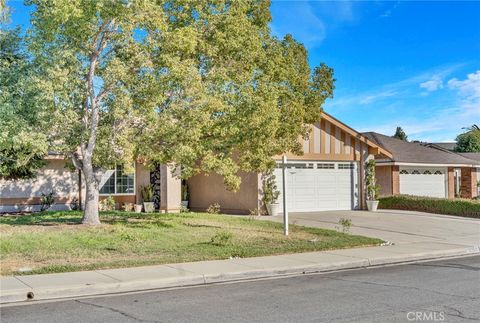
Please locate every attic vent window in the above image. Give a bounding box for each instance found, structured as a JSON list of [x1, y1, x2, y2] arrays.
[[412, 170, 420, 175], [434, 170, 443, 175], [423, 170, 432, 175], [400, 170, 409, 174]]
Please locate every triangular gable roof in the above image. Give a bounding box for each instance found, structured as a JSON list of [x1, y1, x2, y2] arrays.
[[321, 112, 392, 158]]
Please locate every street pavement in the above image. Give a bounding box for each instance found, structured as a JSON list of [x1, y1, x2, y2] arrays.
[[1, 256, 479, 323]]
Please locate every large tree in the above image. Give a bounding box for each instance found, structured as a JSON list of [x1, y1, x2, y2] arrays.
[[25, 0, 333, 225], [455, 125, 480, 152], [0, 24, 48, 179]]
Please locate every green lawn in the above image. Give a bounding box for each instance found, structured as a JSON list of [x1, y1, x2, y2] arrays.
[[0, 211, 382, 276]]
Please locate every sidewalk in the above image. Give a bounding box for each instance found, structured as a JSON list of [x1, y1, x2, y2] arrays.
[[2, 241, 479, 304]]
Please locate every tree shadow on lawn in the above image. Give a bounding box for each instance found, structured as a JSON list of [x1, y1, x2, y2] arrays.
[[0, 211, 193, 227]]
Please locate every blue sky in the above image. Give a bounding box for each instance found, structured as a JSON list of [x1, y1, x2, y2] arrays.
[[6, 1, 480, 142], [271, 0, 480, 142]]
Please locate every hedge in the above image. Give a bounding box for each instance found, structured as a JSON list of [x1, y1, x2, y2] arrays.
[[379, 195, 480, 218]]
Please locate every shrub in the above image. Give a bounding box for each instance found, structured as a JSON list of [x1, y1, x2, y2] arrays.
[[206, 203, 221, 214], [210, 231, 233, 246], [99, 196, 116, 211], [262, 169, 280, 205], [141, 185, 154, 202], [338, 218, 352, 233], [40, 191, 55, 211], [70, 197, 80, 211], [365, 159, 380, 200], [123, 202, 134, 212], [181, 183, 189, 201], [379, 195, 480, 218]]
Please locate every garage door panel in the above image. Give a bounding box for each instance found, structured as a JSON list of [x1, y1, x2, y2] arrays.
[[399, 168, 446, 198], [274, 162, 358, 212]]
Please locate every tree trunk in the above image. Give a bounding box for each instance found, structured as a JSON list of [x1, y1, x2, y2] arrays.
[[81, 163, 101, 225]]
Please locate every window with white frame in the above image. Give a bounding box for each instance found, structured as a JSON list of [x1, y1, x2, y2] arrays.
[[99, 166, 135, 195]]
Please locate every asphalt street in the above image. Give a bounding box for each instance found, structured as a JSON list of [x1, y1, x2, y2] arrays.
[[1, 256, 479, 323]]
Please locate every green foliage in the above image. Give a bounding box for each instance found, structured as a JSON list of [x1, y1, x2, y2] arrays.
[[123, 202, 134, 212], [19, 0, 334, 224], [181, 182, 189, 201], [70, 197, 80, 211], [392, 126, 408, 141], [0, 27, 49, 179], [140, 185, 154, 203], [40, 191, 55, 211], [365, 159, 381, 200], [135, 4, 335, 191], [379, 195, 480, 218], [210, 231, 233, 246], [206, 203, 221, 214], [99, 196, 116, 211], [455, 127, 480, 152], [262, 169, 280, 205], [338, 218, 352, 234]]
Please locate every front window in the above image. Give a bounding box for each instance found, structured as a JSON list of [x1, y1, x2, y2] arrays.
[[99, 166, 135, 195]]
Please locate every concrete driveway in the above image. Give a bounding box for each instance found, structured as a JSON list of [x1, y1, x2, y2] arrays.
[[267, 210, 480, 247]]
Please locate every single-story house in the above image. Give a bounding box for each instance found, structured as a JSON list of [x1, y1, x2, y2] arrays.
[[0, 157, 182, 213], [188, 112, 392, 214], [362, 132, 479, 199], [0, 112, 393, 214]]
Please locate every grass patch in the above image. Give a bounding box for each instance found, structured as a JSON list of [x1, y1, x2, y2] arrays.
[[0, 210, 382, 275], [379, 195, 480, 218]]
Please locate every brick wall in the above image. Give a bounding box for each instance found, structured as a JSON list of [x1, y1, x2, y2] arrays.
[[460, 167, 477, 199]]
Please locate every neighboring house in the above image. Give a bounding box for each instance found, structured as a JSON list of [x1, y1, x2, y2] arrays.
[[0, 157, 181, 213], [188, 112, 392, 214], [362, 132, 479, 200]]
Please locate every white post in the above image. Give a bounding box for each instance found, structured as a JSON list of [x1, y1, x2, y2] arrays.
[[282, 155, 288, 236]]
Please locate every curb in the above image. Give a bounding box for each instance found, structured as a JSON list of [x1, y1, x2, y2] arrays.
[[1, 247, 479, 305]]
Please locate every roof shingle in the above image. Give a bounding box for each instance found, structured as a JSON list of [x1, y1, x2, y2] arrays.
[[362, 132, 479, 166]]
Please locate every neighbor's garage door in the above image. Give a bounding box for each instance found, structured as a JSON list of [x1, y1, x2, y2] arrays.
[[399, 167, 447, 198], [274, 162, 358, 212]]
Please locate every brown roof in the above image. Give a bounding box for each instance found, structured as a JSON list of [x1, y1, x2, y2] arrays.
[[458, 152, 480, 162], [430, 142, 456, 151], [362, 132, 479, 166]]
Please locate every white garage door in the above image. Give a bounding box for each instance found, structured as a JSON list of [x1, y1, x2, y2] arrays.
[[274, 162, 358, 212], [399, 167, 447, 198]]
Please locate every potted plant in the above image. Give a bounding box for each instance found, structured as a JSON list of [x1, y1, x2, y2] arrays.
[[141, 185, 155, 213], [262, 169, 281, 216], [181, 182, 189, 209], [134, 203, 143, 213], [365, 159, 381, 212]]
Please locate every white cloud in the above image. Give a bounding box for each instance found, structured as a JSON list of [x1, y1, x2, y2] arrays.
[[447, 70, 480, 100], [420, 75, 443, 92], [358, 90, 398, 104], [329, 64, 463, 107]]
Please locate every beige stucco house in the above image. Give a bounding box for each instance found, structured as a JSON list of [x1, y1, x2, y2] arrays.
[[4, 112, 476, 215], [0, 112, 392, 214], [0, 158, 181, 213], [188, 112, 392, 214]]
